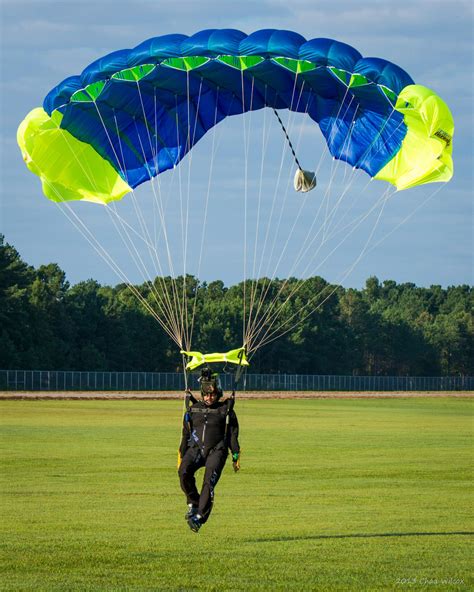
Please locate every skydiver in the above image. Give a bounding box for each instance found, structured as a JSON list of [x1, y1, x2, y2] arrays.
[[177, 368, 240, 533]]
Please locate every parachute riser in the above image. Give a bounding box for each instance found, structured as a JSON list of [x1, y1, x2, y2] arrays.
[[230, 344, 247, 394], [182, 353, 190, 391]]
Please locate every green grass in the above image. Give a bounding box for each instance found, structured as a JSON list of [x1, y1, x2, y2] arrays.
[[0, 398, 472, 591]]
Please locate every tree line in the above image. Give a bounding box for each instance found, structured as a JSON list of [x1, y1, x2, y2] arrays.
[[1, 234, 472, 376]]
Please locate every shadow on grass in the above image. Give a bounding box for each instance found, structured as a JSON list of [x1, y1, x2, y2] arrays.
[[247, 531, 474, 543]]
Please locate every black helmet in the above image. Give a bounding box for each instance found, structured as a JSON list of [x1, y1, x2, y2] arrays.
[[199, 366, 223, 399]]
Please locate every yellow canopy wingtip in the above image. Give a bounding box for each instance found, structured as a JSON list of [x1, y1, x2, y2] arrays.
[[17, 107, 131, 204], [374, 84, 454, 190]]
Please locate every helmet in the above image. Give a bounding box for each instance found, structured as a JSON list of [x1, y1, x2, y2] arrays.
[[199, 366, 223, 399]]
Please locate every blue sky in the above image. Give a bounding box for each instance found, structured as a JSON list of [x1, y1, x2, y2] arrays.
[[1, 0, 472, 289]]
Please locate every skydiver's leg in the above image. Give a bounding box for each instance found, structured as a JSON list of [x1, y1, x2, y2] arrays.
[[178, 448, 203, 507], [198, 449, 227, 524]]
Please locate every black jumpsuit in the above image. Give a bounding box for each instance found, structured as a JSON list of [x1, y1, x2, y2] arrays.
[[178, 398, 240, 523]]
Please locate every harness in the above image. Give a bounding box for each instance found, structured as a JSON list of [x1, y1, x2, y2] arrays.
[[185, 396, 234, 456], [182, 345, 246, 457]]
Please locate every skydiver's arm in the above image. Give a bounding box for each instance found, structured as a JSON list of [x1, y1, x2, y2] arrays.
[[179, 416, 190, 457], [179, 391, 196, 457], [228, 410, 240, 455]]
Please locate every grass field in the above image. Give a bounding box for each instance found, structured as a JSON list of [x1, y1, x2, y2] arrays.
[[1, 397, 472, 591]]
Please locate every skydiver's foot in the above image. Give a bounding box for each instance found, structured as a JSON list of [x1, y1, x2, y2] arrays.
[[187, 513, 202, 533], [185, 504, 198, 521]]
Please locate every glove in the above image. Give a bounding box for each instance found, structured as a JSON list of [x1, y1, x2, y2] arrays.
[[232, 451, 240, 473], [177, 451, 182, 470]]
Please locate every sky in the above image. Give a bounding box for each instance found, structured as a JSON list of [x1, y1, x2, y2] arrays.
[[1, 0, 473, 290]]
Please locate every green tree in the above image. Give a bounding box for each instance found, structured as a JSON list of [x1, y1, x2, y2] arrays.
[[0, 235, 35, 368]]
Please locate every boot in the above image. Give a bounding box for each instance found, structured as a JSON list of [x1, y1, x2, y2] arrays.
[[185, 503, 197, 521], [187, 513, 202, 533]]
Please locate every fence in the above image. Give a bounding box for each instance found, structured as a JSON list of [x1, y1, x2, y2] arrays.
[[0, 370, 472, 392]]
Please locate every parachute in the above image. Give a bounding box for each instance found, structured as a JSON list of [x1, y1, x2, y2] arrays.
[[17, 29, 454, 369], [18, 30, 453, 202]]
